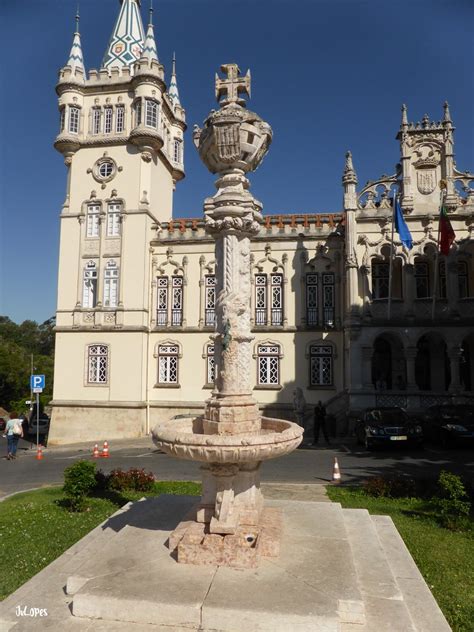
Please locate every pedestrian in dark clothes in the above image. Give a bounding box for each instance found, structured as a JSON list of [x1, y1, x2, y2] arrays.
[[313, 400, 330, 445]]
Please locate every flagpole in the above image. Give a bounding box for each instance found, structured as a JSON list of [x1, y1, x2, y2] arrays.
[[387, 191, 397, 320], [431, 184, 446, 320]]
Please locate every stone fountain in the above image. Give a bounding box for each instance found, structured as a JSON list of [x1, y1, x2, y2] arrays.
[[152, 64, 303, 567]]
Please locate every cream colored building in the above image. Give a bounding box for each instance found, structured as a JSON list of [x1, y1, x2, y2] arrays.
[[49, 1, 474, 443]]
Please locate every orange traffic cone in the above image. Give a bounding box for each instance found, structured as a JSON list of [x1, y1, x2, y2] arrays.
[[92, 444, 100, 458], [332, 457, 341, 484], [36, 445, 44, 461], [101, 441, 110, 458]]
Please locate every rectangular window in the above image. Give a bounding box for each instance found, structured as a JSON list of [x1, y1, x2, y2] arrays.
[[206, 344, 215, 384], [255, 275, 267, 325], [271, 274, 283, 325], [158, 344, 178, 384], [82, 266, 98, 308], [103, 266, 119, 308], [372, 262, 390, 299], [205, 275, 216, 326], [257, 344, 280, 385], [173, 138, 182, 163], [104, 107, 113, 134], [135, 99, 142, 126], [310, 345, 333, 386], [439, 262, 447, 299], [69, 106, 80, 134], [157, 277, 168, 326], [86, 204, 100, 238], [458, 261, 469, 299], [306, 274, 318, 326], [106, 203, 121, 237], [60, 108, 65, 132], [322, 273, 335, 328], [92, 108, 101, 134], [145, 99, 158, 128], [415, 261, 430, 298], [87, 345, 108, 384], [116, 106, 125, 133], [171, 276, 183, 326]]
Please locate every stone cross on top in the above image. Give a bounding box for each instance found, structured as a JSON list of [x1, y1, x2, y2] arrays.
[[215, 63, 251, 107]]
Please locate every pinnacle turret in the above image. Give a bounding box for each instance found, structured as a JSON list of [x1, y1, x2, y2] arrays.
[[168, 53, 181, 108], [443, 101, 452, 124], [141, 5, 159, 63], [65, 10, 85, 76], [401, 103, 408, 128], [102, 0, 145, 72], [342, 150, 358, 185]]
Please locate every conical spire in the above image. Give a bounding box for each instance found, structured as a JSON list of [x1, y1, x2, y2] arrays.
[[401, 103, 408, 127], [141, 4, 159, 62], [66, 9, 85, 74], [168, 53, 181, 108], [443, 101, 452, 123], [102, 0, 145, 72]]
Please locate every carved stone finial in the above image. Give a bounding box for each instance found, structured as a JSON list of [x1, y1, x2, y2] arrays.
[[422, 113, 430, 128], [342, 150, 357, 185], [215, 64, 251, 107], [443, 101, 452, 123], [401, 104, 408, 126]]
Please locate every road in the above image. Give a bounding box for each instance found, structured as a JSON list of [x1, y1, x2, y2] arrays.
[[1, 435, 473, 499]]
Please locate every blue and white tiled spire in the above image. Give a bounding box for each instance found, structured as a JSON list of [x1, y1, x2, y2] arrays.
[[102, 0, 146, 71], [168, 53, 181, 108], [66, 10, 85, 73], [141, 6, 159, 62]]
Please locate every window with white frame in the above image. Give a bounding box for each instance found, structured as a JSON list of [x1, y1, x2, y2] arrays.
[[60, 107, 65, 132], [271, 274, 283, 325], [156, 276, 184, 326], [310, 344, 333, 386], [372, 262, 390, 299], [257, 343, 280, 386], [116, 106, 125, 133], [255, 275, 267, 325], [82, 262, 98, 308], [68, 106, 80, 134], [106, 203, 121, 237], [439, 262, 447, 299], [414, 260, 430, 298], [173, 138, 182, 163], [103, 261, 119, 308], [86, 204, 100, 238], [104, 106, 113, 134], [306, 274, 318, 326], [322, 273, 335, 327], [135, 99, 142, 126], [205, 275, 216, 326], [206, 343, 215, 385], [145, 99, 158, 129], [458, 261, 469, 299], [158, 344, 179, 384], [87, 344, 108, 384], [92, 108, 101, 134]]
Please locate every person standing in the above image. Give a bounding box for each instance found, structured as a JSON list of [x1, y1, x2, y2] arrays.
[[313, 400, 329, 445], [5, 412, 23, 460]]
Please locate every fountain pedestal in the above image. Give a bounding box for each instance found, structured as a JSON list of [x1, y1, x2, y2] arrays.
[[152, 64, 303, 567]]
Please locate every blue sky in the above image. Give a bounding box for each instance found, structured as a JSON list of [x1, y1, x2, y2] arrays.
[[0, 0, 473, 324]]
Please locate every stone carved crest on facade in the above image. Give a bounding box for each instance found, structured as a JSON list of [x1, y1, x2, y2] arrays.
[[215, 123, 240, 163], [417, 169, 436, 195]]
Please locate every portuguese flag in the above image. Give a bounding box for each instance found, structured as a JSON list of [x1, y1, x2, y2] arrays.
[[438, 204, 455, 255]]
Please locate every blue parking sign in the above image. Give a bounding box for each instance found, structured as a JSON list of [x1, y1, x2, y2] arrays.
[[30, 375, 45, 390]]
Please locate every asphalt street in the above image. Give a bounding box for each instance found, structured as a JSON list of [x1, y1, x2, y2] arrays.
[[0, 435, 472, 499]]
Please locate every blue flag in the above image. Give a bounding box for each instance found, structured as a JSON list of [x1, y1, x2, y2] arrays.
[[394, 197, 413, 249]]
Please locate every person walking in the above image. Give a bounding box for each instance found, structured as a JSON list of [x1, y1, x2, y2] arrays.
[[5, 412, 23, 460], [313, 400, 330, 446]]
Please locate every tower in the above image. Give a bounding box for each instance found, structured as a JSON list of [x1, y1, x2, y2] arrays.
[[50, 1, 186, 442]]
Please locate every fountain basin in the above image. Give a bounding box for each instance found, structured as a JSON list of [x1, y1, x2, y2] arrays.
[[152, 416, 303, 464]]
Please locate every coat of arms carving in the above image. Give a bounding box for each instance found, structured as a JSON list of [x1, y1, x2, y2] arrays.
[[417, 170, 436, 195]]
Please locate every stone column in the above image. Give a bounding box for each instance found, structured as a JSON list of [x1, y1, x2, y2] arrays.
[[405, 347, 418, 391], [448, 346, 463, 393]]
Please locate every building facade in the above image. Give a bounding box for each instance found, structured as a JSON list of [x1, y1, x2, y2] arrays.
[[49, 0, 474, 443]]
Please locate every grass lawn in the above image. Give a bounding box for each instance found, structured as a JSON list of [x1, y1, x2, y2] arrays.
[[327, 486, 474, 632], [0, 481, 201, 601]]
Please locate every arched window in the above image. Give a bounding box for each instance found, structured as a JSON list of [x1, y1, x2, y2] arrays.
[[104, 106, 113, 134], [173, 138, 183, 163], [92, 107, 101, 134], [145, 99, 159, 129], [106, 203, 121, 237], [103, 261, 119, 308], [257, 343, 280, 386], [82, 261, 98, 308], [156, 275, 183, 326], [414, 259, 430, 298], [87, 344, 108, 384], [115, 106, 125, 133], [458, 261, 469, 298], [86, 204, 100, 238], [309, 344, 333, 386], [59, 107, 65, 132], [158, 344, 179, 384], [135, 99, 142, 126], [372, 262, 389, 299], [68, 106, 80, 134], [439, 261, 447, 299]]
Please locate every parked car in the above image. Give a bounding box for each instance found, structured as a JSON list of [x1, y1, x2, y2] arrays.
[[423, 405, 474, 447], [355, 407, 423, 450], [0, 418, 6, 433], [28, 414, 50, 444]]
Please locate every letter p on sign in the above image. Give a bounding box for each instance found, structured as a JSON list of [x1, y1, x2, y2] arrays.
[[31, 374, 45, 392]]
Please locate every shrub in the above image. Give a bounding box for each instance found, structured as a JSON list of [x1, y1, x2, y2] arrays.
[[363, 475, 416, 499], [106, 467, 155, 492], [435, 470, 471, 531], [63, 460, 97, 511]]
